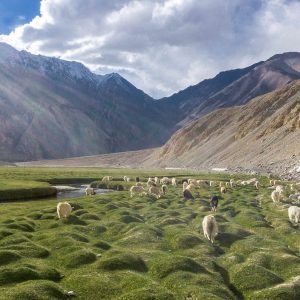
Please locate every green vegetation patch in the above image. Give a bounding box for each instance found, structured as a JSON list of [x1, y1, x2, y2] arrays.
[[150, 255, 208, 279], [97, 252, 147, 272], [230, 264, 284, 291]]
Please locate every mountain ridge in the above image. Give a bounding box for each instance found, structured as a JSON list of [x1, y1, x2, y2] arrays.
[[1, 42, 300, 162]]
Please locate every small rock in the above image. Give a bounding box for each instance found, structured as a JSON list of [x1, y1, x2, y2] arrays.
[[65, 290, 76, 297]]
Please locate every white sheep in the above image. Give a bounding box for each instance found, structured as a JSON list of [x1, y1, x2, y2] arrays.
[[147, 177, 154, 183], [160, 177, 171, 185], [85, 187, 96, 196], [288, 206, 300, 225], [210, 181, 216, 187], [188, 178, 197, 185], [275, 185, 284, 195], [183, 182, 188, 191], [254, 181, 259, 189], [130, 185, 147, 197], [220, 186, 226, 194], [57, 202, 73, 219], [202, 215, 218, 243], [171, 177, 177, 186], [148, 186, 162, 199], [161, 184, 167, 195], [154, 177, 160, 185], [102, 176, 113, 182], [271, 190, 281, 203], [147, 180, 156, 187], [123, 176, 130, 182], [186, 183, 196, 192]]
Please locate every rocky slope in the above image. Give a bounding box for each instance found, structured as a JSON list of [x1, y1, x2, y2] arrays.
[[1, 42, 300, 162], [160, 52, 300, 126], [152, 80, 300, 176], [24, 81, 300, 179], [0, 43, 174, 161]]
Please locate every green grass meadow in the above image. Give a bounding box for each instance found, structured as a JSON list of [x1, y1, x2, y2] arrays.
[[0, 167, 299, 299]]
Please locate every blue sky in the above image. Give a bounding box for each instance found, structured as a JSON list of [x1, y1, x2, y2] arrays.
[[0, 0, 299, 98], [0, 0, 40, 34]]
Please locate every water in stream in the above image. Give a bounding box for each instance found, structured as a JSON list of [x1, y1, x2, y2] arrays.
[[53, 184, 111, 199]]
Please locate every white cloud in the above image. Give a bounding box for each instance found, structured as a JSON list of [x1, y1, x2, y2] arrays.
[[0, 0, 300, 98]]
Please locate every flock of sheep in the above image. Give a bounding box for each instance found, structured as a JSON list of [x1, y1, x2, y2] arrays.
[[56, 175, 300, 244]]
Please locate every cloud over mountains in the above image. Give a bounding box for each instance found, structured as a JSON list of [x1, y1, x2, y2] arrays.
[[1, 0, 300, 97]]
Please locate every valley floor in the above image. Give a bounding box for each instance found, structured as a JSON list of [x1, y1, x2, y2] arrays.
[[0, 168, 299, 299]]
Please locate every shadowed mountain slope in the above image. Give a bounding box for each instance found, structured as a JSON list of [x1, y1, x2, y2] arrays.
[[1, 42, 300, 162], [0, 43, 174, 161], [152, 80, 300, 173], [160, 52, 300, 126]]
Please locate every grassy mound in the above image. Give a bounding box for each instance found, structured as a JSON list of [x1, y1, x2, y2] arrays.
[[0, 280, 67, 300], [0, 168, 299, 299], [97, 252, 147, 272], [150, 255, 208, 279], [0, 265, 61, 284], [0, 250, 21, 265], [230, 264, 284, 291], [65, 249, 97, 268]]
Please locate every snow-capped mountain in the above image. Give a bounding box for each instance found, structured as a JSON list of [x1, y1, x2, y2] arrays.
[[0, 42, 173, 161]]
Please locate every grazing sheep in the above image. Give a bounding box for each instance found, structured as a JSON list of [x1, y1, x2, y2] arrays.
[[275, 185, 284, 194], [225, 182, 230, 188], [188, 179, 197, 185], [161, 184, 167, 195], [154, 177, 159, 185], [160, 177, 171, 185], [130, 185, 147, 197], [288, 206, 300, 225], [210, 195, 219, 212], [220, 187, 226, 194], [135, 177, 140, 182], [202, 215, 218, 243], [270, 179, 281, 186], [183, 189, 194, 200], [254, 181, 259, 189], [210, 181, 217, 187], [147, 180, 157, 187], [183, 182, 188, 191], [147, 177, 154, 183], [85, 187, 96, 196], [123, 176, 128, 182], [171, 177, 177, 186], [149, 186, 162, 199], [57, 202, 73, 219], [186, 183, 196, 193], [271, 190, 281, 203], [102, 176, 112, 182], [123, 176, 130, 182]]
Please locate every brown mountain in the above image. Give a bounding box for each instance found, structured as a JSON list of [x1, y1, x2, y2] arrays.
[[160, 52, 300, 127], [1, 42, 300, 162], [151, 80, 300, 174], [0, 43, 174, 161]]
